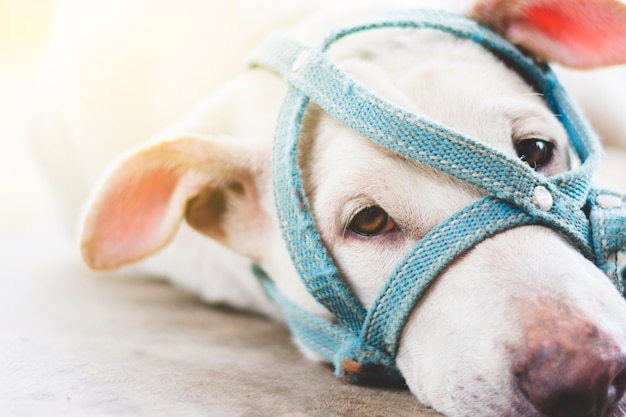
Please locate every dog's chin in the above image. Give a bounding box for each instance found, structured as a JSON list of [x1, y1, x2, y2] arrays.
[[401, 328, 626, 417], [404, 376, 545, 417], [408, 381, 626, 417]]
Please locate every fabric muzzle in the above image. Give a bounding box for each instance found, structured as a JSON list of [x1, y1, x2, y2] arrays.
[[248, 9, 626, 386]]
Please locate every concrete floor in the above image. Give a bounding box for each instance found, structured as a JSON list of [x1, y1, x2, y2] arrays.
[[0, 221, 442, 417]]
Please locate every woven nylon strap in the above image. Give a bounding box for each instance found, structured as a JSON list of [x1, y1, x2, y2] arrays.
[[248, 9, 626, 385]]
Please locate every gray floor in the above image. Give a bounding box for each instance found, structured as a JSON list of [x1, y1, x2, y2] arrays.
[[1, 221, 441, 417]]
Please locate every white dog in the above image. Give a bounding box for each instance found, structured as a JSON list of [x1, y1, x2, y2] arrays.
[[27, 0, 626, 416]]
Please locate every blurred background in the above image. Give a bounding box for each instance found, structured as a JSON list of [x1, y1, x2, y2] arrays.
[[0, 0, 57, 236]]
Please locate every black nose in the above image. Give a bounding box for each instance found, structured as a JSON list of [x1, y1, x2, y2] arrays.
[[515, 314, 626, 417], [523, 365, 626, 417]]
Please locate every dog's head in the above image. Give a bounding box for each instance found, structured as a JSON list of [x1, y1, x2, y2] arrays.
[[79, 0, 626, 416]]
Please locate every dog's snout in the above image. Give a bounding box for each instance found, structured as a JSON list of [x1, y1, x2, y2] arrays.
[[514, 306, 626, 417]]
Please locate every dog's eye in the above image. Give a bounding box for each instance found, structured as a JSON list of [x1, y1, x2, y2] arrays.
[[515, 138, 554, 170], [347, 206, 397, 236]]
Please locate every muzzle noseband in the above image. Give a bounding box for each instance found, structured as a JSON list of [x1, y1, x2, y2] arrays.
[[248, 9, 626, 386]]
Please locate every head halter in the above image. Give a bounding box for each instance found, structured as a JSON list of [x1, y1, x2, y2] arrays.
[[248, 9, 626, 386]]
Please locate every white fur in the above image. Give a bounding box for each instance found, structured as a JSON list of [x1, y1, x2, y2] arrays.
[[28, 1, 626, 416]]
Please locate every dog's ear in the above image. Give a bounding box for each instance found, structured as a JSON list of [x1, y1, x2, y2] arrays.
[[80, 137, 270, 270], [471, 0, 626, 68]]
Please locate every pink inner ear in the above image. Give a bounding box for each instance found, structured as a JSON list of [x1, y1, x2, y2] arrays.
[[473, 0, 626, 67], [98, 167, 177, 246], [83, 165, 182, 269], [523, 2, 626, 56]]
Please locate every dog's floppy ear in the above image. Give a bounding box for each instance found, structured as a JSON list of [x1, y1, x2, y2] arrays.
[[80, 137, 269, 270], [471, 0, 626, 68]]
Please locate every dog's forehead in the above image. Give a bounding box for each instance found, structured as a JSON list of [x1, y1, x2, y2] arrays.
[[324, 30, 566, 151]]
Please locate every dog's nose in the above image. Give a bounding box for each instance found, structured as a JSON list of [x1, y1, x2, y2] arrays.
[[514, 312, 626, 417]]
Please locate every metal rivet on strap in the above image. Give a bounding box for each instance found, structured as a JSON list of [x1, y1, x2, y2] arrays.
[[533, 185, 553, 211], [291, 51, 310, 72], [596, 194, 623, 209]]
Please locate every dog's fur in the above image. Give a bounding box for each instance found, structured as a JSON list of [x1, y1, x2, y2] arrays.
[[28, 0, 626, 416]]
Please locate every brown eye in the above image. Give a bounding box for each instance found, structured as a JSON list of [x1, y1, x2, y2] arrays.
[[515, 139, 554, 169], [347, 206, 397, 236]]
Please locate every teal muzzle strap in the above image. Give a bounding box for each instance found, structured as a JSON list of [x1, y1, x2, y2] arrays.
[[248, 9, 626, 386]]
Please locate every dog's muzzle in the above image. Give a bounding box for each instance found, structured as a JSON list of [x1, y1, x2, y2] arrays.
[[248, 9, 626, 386]]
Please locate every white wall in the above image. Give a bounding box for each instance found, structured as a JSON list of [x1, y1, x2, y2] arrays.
[[0, 0, 57, 236]]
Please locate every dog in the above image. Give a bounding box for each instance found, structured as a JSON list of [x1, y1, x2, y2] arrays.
[[27, 0, 626, 416]]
